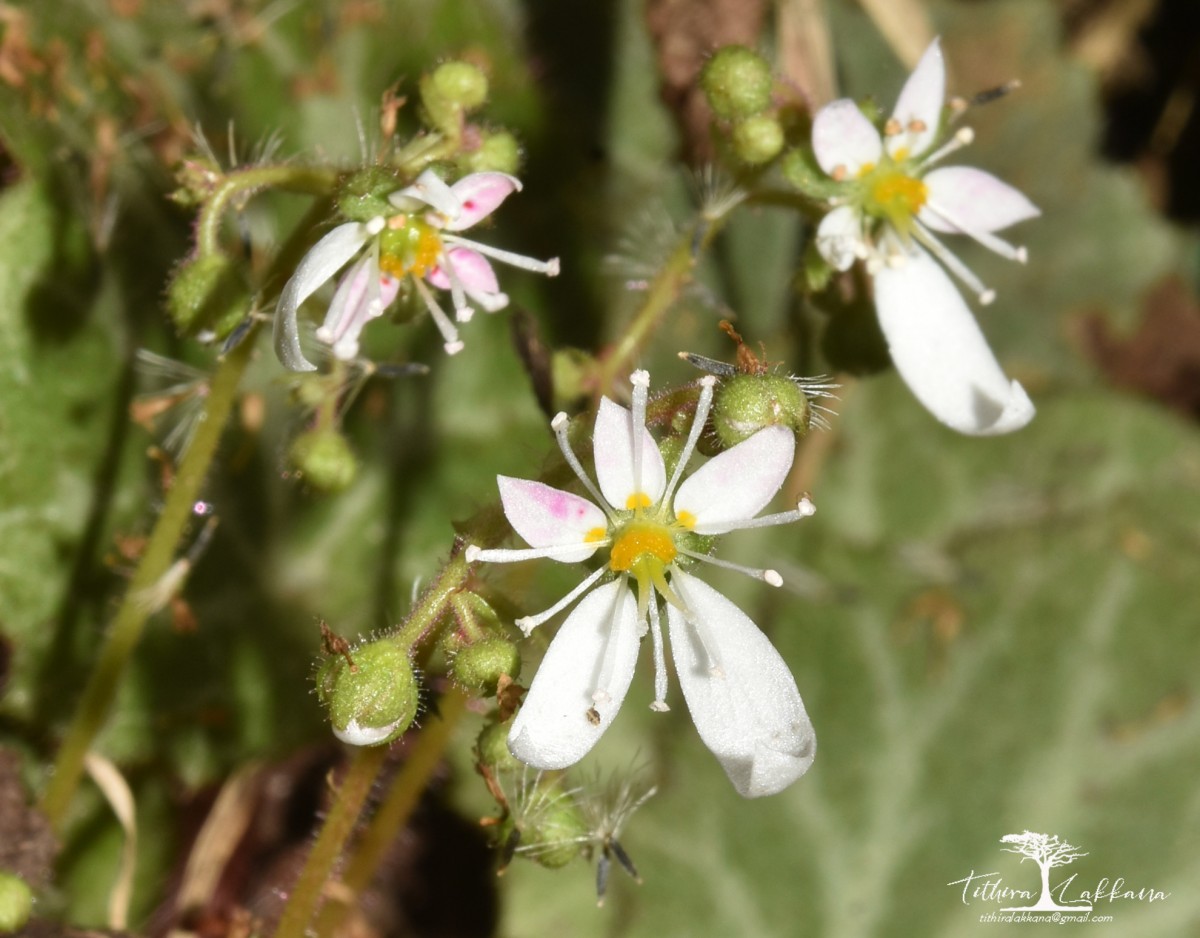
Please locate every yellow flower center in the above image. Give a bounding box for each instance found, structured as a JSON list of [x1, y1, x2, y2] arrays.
[[868, 171, 928, 218], [378, 217, 442, 278], [609, 522, 677, 572]]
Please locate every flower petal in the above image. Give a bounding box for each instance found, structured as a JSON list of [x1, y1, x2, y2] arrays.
[[667, 570, 815, 797], [873, 247, 1035, 435], [593, 397, 667, 511], [921, 167, 1040, 234], [497, 476, 608, 561], [428, 247, 500, 294], [887, 38, 945, 159], [816, 204, 866, 272], [273, 222, 369, 371], [318, 252, 400, 360], [673, 426, 796, 534], [441, 172, 522, 231], [389, 168, 461, 221], [812, 100, 884, 177], [508, 580, 640, 770]]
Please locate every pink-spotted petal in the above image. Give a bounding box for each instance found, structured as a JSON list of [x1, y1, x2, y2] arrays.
[[887, 38, 945, 159], [667, 570, 815, 798], [673, 426, 796, 534], [428, 247, 500, 294], [873, 246, 1035, 435], [497, 476, 607, 562], [441, 172, 522, 231], [593, 397, 667, 511], [508, 581, 640, 770], [812, 100, 884, 178], [920, 167, 1040, 234]]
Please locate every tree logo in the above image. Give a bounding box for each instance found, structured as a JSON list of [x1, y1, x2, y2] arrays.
[[998, 832, 1092, 912]]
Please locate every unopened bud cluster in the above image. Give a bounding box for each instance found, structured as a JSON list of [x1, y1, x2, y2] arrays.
[[701, 46, 783, 165]]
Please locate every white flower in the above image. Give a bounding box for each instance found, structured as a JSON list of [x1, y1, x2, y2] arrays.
[[811, 39, 1039, 435], [273, 169, 560, 371], [466, 372, 817, 798]]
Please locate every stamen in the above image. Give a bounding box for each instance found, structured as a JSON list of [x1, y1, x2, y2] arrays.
[[630, 370, 650, 507], [436, 250, 474, 322], [922, 201, 1028, 263], [513, 567, 608, 636], [413, 277, 465, 353], [910, 225, 996, 305], [715, 496, 816, 532], [464, 541, 608, 564], [646, 596, 669, 711], [364, 216, 386, 236], [442, 234, 560, 275], [919, 127, 974, 169], [661, 375, 716, 510], [551, 412, 619, 522], [675, 547, 783, 586]]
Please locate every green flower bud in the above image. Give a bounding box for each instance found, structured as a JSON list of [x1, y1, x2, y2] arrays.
[[288, 429, 358, 493], [165, 253, 248, 339], [476, 718, 521, 772], [337, 166, 404, 222], [451, 637, 521, 695], [503, 782, 588, 869], [713, 374, 811, 447], [170, 156, 222, 208], [422, 62, 489, 133], [701, 46, 773, 120], [732, 113, 784, 165], [317, 638, 419, 746], [0, 871, 33, 933], [462, 130, 521, 175]]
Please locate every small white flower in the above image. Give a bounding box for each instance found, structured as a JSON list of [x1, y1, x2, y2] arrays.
[[273, 169, 560, 371], [466, 372, 817, 798], [811, 39, 1039, 435]]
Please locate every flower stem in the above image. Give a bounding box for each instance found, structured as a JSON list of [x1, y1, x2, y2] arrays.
[[312, 688, 470, 936], [197, 164, 338, 258], [41, 333, 256, 828], [271, 745, 390, 938], [41, 197, 335, 829]]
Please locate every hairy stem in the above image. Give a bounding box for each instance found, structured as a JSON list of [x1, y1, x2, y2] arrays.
[[197, 164, 337, 258]]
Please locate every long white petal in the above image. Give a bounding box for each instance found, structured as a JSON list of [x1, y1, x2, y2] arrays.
[[497, 476, 608, 561], [673, 426, 795, 534], [508, 580, 640, 770], [873, 247, 1035, 435], [593, 397, 667, 511], [812, 100, 884, 177], [667, 570, 815, 798], [887, 38, 945, 160], [273, 222, 369, 372]]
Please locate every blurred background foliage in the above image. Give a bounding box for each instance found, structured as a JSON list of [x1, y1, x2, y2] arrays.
[[1, 0, 1199, 935]]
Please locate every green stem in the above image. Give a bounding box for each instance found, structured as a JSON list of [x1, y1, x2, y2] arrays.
[[41, 197, 336, 828], [312, 689, 470, 937], [271, 745, 390, 938], [197, 164, 337, 258], [41, 334, 255, 827]]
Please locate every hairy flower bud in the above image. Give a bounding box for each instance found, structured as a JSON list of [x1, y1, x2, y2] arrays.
[[701, 46, 773, 120], [732, 114, 784, 165], [0, 872, 33, 933], [462, 130, 522, 175], [337, 166, 404, 222], [422, 61, 489, 132], [501, 780, 589, 869], [452, 636, 521, 695], [713, 374, 811, 447], [166, 253, 248, 338], [476, 718, 522, 772], [288, 429, 358, 493], [316, 638, 419, 746]]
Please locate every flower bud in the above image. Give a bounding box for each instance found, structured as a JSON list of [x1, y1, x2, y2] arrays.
[[476, 718, 521, 772], [701, 46, 773, 120], [732, 114, 784, 165], [713, 374, 811, 447], [165, 253, 248, 339], [337, 166, 404, 223], [503, 781, 588, 869], [316, 638, 419, 746], [0, 872, 33, 933], [452, 636, 521, 696], [288, 429, 358, 493], [462, 130, 522, 175], [422, 61, 489, 133]]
